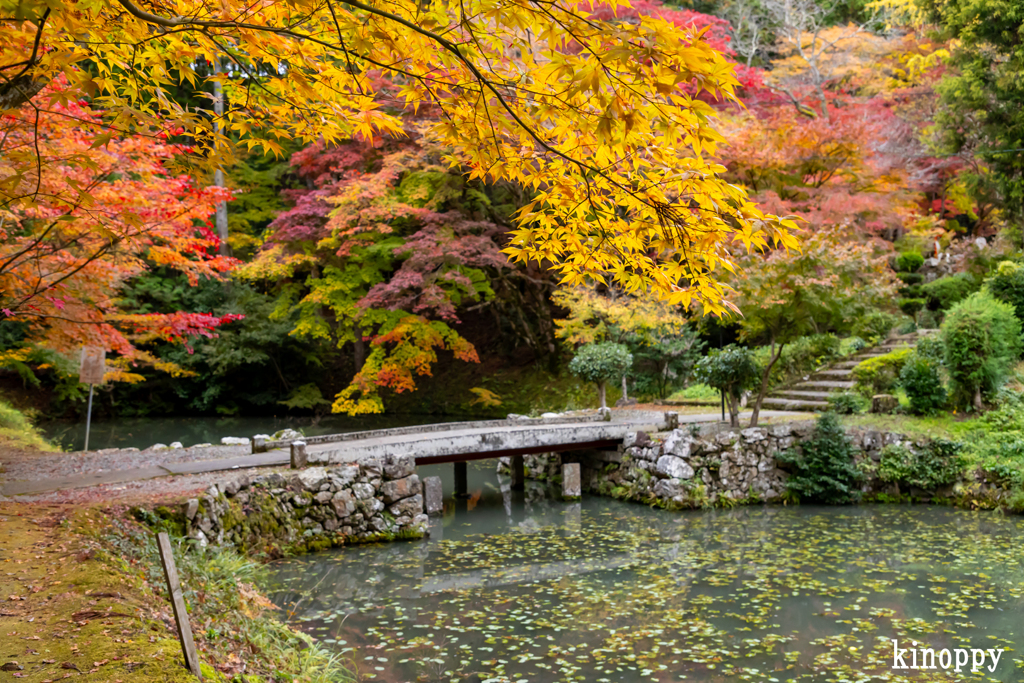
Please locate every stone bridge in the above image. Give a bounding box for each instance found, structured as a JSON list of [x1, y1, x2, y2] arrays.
[[262, 410, 679, 498]]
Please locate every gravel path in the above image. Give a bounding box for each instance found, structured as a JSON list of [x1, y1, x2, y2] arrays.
[[0, 443, 250, 482], [2, 464, 288, 505]]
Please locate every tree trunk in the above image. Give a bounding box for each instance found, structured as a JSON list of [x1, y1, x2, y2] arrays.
[[0, 74, 48, 111], [973, 387, 984, 412], [213, 57, 230, 256], [621, 374, 628, 402], [353, 324, 366, 373], [728, 393, 741, 427], [750, 339, 785, 428], [598, 382, 607, 409]]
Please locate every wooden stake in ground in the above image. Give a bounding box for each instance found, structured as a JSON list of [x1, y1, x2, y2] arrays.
[[156, 532, 203, 681]]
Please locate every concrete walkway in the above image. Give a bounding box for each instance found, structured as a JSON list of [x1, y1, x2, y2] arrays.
[[0, 410, 812, 497]]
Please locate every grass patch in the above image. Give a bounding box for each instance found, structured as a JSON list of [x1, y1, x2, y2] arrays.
[[668, 383, 720, 402], [0, 397, 56, 451], [839, 413, 969, 440], [89, 509, 359, 682]]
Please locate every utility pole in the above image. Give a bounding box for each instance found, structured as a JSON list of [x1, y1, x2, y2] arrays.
[[213, 57, 230, 256]]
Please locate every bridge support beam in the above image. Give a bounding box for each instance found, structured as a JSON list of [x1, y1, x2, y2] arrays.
[[511, 455, 525, 490], [423, 476, 443, 515], [562, 462, 581, 501], [454, 461, 469, 498]]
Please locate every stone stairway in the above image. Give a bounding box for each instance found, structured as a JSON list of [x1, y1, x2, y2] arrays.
[[759, 332, 929, 412]]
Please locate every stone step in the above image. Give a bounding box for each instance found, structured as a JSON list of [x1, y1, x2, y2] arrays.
[[834, 360, 862, 369], [794, 380, 856, 390], [771, 390, 835, 400], [760, 398, 829, 410], [814, 369, 853, 378]]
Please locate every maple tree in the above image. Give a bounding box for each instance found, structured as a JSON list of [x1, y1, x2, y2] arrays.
[[0, 80, 240, 381], [2, 0, 798, 315], [727, 225, 897, 426], [239, 129, 538, 414]]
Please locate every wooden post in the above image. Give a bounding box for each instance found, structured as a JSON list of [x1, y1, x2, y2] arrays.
[[156, 532, 203, 681]]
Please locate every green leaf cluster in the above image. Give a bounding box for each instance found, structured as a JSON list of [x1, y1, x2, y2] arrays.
[[985, 260, 1024, 324], [776, 412, 865, 504], [921, 273, 979, 312], [899, 353, 947, 415], [851, 348, 913, 396], [941, 290, 1022, 407], [878, 440, 964, 490], [567, 342, 633, 384]]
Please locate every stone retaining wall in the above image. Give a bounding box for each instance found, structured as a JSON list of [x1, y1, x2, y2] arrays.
[[184, 454, 427, 555], [501, 422, 971, 508]]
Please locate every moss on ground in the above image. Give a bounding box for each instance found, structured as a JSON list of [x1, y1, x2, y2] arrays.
[[0, 504, 194, 682], [0, 503, 359, 682], [0, 399, 55, 452]]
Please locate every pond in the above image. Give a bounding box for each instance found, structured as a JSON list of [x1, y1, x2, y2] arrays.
[[41, 413, 464, 451], [263, 461, 1024, 683]]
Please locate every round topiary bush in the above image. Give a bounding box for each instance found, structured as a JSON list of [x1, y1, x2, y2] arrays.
[[694, 345, 760, 427], [896, 251, 925, 274], [899, 353, 947, 415], [852, 348, 913, 396], [568, 342, 633, 409], [898, 297, 926, 319], [921, 272, 979, 311], [941, 290, 1023, 410]]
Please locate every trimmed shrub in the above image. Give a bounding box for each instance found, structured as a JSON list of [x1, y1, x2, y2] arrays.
[[827, 392, 867, 415], [852, 348, 914, 396], [898, 298, 926, 318], [568, 342, 633, 409], [896, 251, 925, 273], [851, 311, 900, 343], [941, 290, 1023, 409], [899, 354, 947, 415], [877, 440, 964, 490], [986, 260, 1024, 324], [898, 272, 923, 285], [921, 273, 979, 311], [841, 336, 867, 354], [776, 412, 864, 504], [915, 334, 945, 363], [694, 345, 760, 427]]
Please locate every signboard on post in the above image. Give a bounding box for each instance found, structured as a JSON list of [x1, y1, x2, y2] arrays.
[[79, 346, 105, 451], [79, 346, 106, 385]]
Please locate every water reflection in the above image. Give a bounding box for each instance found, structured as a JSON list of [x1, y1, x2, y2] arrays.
[[263, 460, 1024, 683]]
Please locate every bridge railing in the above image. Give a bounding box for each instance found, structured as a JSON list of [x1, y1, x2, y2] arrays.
[[252, 409, 613, 453]]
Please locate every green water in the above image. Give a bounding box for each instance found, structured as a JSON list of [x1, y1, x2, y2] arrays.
[[40, 413, 456, 451], [263, 461, 1024, 682]]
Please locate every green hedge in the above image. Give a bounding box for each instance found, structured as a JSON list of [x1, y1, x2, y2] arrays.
[[941, 290, 1022, 408], [852, 348, 913, 396], [921, 273, 979, 311]]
